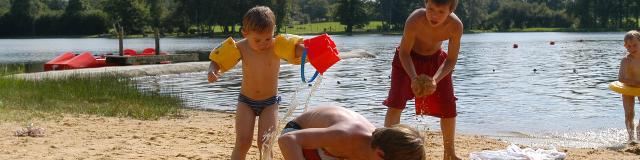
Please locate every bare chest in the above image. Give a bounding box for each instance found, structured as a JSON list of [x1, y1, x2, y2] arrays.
[[415, 27, 450, 44], [627, 59, 640, 75], [240, 50, 280, 74]]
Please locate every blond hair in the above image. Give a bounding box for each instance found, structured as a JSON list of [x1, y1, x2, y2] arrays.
[[242, 6, 275, 33], [371, 124, 426, 160], [625, 30, 640, 42]]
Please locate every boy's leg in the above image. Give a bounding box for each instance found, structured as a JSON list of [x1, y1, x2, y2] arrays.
[[441, 117, 460, 160], [623, 95, 635, 141], [384, 107, 403, 127], [637, 97, 640, 140], [257, 104, 278, 158], [231, 103, 257, 160], [384, 51, 412, 127]]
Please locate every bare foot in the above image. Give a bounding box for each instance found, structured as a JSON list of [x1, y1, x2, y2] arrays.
[[636, 125, 640, 141], [443, 154, 461, 160]]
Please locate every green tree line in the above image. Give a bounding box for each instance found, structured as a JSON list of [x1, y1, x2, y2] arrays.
[[0, 0, 638, 37]]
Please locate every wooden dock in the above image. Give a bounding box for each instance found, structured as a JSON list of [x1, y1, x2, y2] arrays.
[[106, 53, 200, 65]]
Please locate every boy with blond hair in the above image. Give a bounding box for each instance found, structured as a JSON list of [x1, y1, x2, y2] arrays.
[[619, 30, 640, 142]]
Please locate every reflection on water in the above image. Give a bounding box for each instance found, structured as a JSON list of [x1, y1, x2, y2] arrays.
[[3, 33, 637, 148]]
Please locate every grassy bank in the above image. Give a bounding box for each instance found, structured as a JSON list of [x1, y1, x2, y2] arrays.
[[101, 26, 637, 38], [0, 64, 183, 122], [467, 27, 636, 33], [86, 21, 386, 38]]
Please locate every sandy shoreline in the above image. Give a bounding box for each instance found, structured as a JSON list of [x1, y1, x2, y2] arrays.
[[1, 109, 639, 160]]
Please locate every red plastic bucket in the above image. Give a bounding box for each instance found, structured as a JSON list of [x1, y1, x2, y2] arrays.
[[303, 34, 340, 75]]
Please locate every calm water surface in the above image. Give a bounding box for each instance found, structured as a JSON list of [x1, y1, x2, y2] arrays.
[[1, 32, 634, 148]]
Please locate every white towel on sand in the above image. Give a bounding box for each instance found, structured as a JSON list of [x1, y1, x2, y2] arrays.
[[469, 144, 566, 160]]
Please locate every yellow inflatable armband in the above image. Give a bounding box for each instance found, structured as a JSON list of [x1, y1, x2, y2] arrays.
[[275, 34, 304, 64], [609, 81, 640, 96], [209, 37, 241, 73]]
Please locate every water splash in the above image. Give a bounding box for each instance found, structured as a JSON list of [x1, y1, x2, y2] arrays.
[[259, 127, 275, 159], [302, 76, 323, 113], [260, 76, 324, 160]]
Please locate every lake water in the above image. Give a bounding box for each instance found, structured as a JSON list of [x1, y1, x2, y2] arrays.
[[1, 32, 635, 148]]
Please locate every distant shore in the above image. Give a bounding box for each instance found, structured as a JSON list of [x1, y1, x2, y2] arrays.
[[0, 27, 635, 39]]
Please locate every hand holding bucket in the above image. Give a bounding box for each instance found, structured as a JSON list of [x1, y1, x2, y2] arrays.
[[300, 34, 340, 83]]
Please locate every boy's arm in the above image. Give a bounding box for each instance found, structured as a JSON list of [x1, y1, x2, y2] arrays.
[[208, 61, 221, 83], [398, 15, 419, 80], [433, 21, 463, 83], [294, 43, 305, 60], [208, 37, 241, 83], [619, 58, 627, 82], [278, 127, 349, 160], [618, 58, 640, 86]]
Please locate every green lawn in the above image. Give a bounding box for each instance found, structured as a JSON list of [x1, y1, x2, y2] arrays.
[[280, 21, 383, 35], [165, 21, 386, 37], [508, 27, 571, 32], [0, 64, 183, 122]]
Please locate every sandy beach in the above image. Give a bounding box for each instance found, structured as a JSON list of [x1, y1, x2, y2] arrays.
[[1, 109, 639, 160]]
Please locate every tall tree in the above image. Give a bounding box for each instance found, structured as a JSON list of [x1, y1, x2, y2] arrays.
[[336, 0, 368, 33], [376, 0, 422, 31], [303, 0, 329, 22], [568, 0, 594, 28], [272, 0, 288, 33], [103, 0, 149, 34], [166, 0, 190, 35], [456, 0, 489, 29], [184, 0, 207, 35], [4, 0, 46, 35], [633, 0, 640, 28], [65, 0, 89, 16], [43, 0, 67, 10], [148, 0, 164, 28], [62, 0, 88, 34], [0, 0, 9, 17]]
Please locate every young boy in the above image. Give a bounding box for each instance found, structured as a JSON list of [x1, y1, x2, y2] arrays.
[[207, 6, 303, 159], [619, 30, 640, 142], [383, 0, 462, 159]]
